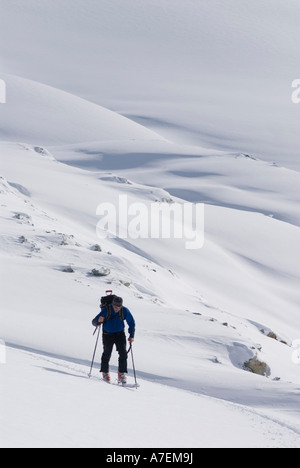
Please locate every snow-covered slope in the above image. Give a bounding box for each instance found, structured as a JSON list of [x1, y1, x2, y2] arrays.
[[0, 0, 299, 168], [2, 345, 299, 449], [0, 73, 164, 145], [0, 0, 299, 449], [1, 141, 299, 447], [54, 139, 300, 227]]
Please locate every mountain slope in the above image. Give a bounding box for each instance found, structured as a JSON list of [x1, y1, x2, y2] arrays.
[[0, 0, 299, 448], [1, 141, 299, 448], [0, 73, 165, 145], [0, 0, 299, 168]]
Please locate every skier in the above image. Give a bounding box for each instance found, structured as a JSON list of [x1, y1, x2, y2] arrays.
[[92, 296, 135, 384]]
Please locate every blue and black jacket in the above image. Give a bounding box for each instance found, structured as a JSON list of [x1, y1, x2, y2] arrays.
[[92, 306, 135, 339]]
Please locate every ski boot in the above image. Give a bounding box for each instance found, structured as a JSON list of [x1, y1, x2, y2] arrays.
[[102, 372, 111, 383], [118, 372, 127, 385]]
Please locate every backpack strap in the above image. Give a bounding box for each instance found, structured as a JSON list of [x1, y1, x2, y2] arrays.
[[104, 304, 112, 323], [104, 304, 125, 322]]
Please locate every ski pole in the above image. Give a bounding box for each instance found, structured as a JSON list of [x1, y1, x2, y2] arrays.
[[130, 344, 138, 388], [88, 324, 101, 378]]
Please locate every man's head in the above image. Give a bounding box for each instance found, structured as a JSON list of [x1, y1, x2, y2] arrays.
[[112, 296, 123, 310]]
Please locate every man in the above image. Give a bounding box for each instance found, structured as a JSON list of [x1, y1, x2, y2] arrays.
[[92, 296, 135, 384]]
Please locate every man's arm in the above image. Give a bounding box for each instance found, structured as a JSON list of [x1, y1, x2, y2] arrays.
[[92, 310, 106, 327], [124, 308, 135, 342]]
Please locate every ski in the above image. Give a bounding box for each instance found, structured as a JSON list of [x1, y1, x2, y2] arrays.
[[117, 383, 140, 389], [101, 378, 140, 389]]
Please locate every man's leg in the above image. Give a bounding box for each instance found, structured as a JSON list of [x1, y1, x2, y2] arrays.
[[115, 332, 128, 373], [100, 333, 114, 373]]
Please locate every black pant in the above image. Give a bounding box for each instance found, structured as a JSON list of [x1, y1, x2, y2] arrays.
[[100, 331, 128, 374]]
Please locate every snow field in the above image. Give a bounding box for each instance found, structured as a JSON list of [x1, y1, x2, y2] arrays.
[[1, 141, 299, 447], [1, 346, 299, 449]]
